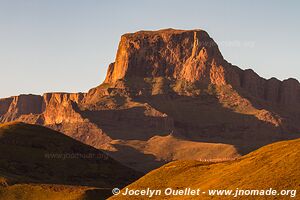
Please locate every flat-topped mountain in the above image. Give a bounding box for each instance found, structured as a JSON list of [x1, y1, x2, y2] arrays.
[[104, 29, 300, 109], [0, 29, 299, 172], [105, 29, 224, 84]]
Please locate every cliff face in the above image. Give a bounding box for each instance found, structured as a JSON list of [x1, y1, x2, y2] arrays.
[[231, 68, 300, 109], [104, 29, 300, 110], [0, 92, 115, 148], [105, 29, 225, 84], [0, 95, 44, 122], [0, 28, 299, 172], [0, 93, 85, 123], [42, 93, 85, 124]]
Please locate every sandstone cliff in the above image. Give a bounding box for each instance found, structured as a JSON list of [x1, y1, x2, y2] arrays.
[[104, 29, 300, 110], [105, 29, 224, 84]]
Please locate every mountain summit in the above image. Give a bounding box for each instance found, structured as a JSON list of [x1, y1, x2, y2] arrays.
[[105, 29, 224, 84], [104, 29, 300, 109], [0, 29, 299, 172]]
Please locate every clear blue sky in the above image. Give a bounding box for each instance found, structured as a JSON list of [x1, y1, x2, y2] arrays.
[[0, 0, 299, 98]]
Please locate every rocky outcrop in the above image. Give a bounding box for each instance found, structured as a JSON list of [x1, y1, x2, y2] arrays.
[[42, 93, 86, 124], [104, 29, 224, 84], [103, 29, 300, 110], [0, 95, 43, 122], [229, 68, 300, 110], [0, 93, 86, 123]]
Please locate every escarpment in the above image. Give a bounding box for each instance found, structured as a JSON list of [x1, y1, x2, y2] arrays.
[[104, 29, 225, 84], [0, 28, 299, 172], [103, 29, 300, 110], [0, 93, 85, 124], [227, 67, 300, 110]]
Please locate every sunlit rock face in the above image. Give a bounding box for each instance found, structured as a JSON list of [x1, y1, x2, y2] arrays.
[[105, 29, 225, 85], [104, 29, 300, 109]]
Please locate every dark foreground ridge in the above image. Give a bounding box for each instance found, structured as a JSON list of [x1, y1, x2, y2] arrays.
[[0, 122, 141, 200]]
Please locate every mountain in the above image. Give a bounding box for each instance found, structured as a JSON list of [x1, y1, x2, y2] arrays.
[[0, 122, 141, 200], [109, 138, 300, 200], [0, 29, 299, 172]]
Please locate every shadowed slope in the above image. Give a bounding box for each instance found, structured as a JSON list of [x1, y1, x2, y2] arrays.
[[0, 122, 141, 200], [104, 134, 240, 172]]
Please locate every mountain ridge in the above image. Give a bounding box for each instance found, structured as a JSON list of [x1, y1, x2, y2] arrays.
[[103, 29, 300, 110], [0, 28, 299, 172]]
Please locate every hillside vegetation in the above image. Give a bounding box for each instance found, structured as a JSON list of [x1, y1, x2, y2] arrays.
[[110, 138, 300, 199]]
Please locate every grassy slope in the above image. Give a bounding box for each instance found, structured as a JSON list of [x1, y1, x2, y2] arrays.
[[110, 138, 300, 199], [0, 122, 141, 200], [110, 134, 239, 172]]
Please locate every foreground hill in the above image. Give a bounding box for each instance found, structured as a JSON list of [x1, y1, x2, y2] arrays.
[[110, 138, 300, 199], [0, 122, 141, 200], [0, 29, 299, 172]]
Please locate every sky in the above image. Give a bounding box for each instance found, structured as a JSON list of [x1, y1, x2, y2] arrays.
[[0, 0, 299, 98]]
